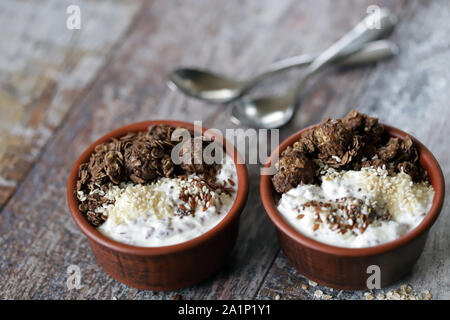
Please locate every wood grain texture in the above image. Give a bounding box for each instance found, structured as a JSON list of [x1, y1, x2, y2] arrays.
[[0, 0, 142, 208], [1, 0, 449, 299], [257, 0, 450, 300]]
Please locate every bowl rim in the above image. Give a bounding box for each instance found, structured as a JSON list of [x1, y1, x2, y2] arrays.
[[260, 123, 445, 257], [67, 120, 249, 256]]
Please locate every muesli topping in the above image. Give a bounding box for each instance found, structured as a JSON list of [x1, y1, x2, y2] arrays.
[[273, 109, 427, 194], [76, 125, 222, 227], [274, 110, 434, 248]]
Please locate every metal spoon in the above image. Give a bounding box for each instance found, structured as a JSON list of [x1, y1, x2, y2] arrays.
[[231, 8, 398, 128], [168, 40, 397, 104]]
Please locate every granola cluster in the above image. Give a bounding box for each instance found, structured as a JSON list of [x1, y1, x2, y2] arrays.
[[272, 110, 427, 193], [76, 125, 220, 226]]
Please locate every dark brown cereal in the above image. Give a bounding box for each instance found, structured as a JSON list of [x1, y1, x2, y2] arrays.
[[272, 147, 316, 193], [272, 110, 427, 193], [76, 125, 223, 227]]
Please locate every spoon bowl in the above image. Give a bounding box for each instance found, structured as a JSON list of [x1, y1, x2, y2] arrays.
[[230, 94, 295, 129], [168, 68, 246, 103]]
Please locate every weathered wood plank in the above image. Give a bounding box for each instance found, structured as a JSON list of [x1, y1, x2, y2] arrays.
[[1, 0, 449, 300], [0, 0, 142, 208], [257, 0, 450, 300], [1, 0, 299, 300]]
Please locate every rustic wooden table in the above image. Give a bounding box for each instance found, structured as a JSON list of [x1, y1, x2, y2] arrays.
[[0, 0, 448, 300]]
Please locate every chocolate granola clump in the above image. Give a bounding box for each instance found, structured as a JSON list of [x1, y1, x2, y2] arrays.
[[313, 119, 353, 160], [76, 125, 222, 226], [272, 147, 316, 193], [272, 109, 427, 193], [179, 136, 214, 175], [124, 139, 159, 183], [342, 109, 385, 145], [377, 137, 400, 161]]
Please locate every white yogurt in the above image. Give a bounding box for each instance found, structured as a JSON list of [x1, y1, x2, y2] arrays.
[[277, 167, 434, 248], [95, 154, 237, 247]]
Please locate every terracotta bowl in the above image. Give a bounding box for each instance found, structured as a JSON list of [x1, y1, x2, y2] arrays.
[[67, 120, 248, 290], [260, 124, 445, 290]]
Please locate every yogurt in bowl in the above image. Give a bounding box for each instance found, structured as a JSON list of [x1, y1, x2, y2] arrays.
[[277, 165, 434, 248], [261, 109, 444, 289], [271, 110, 434, 248], [68, 120, 248, 290], [78, 154, 237, 247]]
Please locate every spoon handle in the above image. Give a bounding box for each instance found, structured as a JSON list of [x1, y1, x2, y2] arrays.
[[336, 40, 399, 66], [308, 8, 397, 74], [288, 8, 397, 100], [231, 8, 398, 129], [246, 9, 397, 92], [256, 40, 397, 78]]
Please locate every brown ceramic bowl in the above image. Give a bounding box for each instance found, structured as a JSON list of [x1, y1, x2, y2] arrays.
[[261, 124, 445, 290], [67, 120, 248, 290]]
